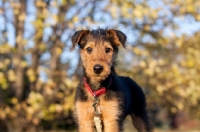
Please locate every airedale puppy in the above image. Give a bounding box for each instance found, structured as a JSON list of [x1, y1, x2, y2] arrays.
[[71, 28, 151, 132]]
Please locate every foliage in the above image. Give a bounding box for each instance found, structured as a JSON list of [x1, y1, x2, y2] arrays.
[[0, 0, 79, 131], [111, 0, 200, 129], [0, 0, 199, 131]]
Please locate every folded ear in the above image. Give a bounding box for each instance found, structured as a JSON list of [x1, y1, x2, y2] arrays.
[[71, 30, 89, 51], [106, 29, 127, 48]]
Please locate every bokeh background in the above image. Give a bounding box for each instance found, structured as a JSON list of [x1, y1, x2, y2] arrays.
[[0, 0, 200, 132]]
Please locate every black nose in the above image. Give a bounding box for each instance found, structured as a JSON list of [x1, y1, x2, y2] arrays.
[[93, 64, 104, 74]]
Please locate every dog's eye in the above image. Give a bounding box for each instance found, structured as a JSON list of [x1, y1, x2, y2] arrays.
[[105, 48, 112, 53], [86, 47, 93, 54]]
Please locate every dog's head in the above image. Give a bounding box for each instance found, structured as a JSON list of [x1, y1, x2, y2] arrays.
[[71, 29, 126, 82]]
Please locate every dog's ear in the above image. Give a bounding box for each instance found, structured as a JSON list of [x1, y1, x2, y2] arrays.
[[106, 29, 127, 48], [71, 30, 89, 51]]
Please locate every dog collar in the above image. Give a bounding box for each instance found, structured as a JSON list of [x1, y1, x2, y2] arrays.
[[84, 78, 107, 97]]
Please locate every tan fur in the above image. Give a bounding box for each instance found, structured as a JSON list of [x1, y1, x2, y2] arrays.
[[100, 97, 121, 132], [75, 89, 121, 132], [80, 40, 116, 83], [107, 29, 122, 46], [71, 30, 89, 50], [75, 101, 94, 132]]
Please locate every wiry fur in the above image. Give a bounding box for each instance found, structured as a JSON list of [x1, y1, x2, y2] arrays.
[[71, 28, 151, 132]]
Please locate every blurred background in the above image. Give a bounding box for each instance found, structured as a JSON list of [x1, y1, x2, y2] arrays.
[[0, 0, 200, 132]]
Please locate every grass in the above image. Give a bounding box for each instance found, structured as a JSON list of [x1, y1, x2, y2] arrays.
[[42, 116, 200, 132]]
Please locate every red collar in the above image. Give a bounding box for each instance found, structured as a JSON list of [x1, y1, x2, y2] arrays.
[[84, 78, 107, 97]]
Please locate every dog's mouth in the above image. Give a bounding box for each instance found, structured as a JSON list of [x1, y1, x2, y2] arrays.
[[91, 73, 109, 80], [94, 73, 101, 76], [91, 74, 104, 78]]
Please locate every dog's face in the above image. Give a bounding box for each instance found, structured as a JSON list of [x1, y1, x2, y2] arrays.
[[71, 29, 126, 82]]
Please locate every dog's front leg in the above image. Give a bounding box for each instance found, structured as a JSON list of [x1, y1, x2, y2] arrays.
[[75, 101, 94, 132], [101, 100, 121, 132], [103, 120, 120, 132]]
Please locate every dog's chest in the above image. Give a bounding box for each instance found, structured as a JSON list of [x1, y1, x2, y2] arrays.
[[76, 96, 121, 121]]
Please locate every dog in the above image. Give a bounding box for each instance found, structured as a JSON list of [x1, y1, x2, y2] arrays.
[[71, 28, 151, 132]]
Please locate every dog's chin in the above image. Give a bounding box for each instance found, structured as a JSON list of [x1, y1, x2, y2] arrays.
[[89, 77, 105, 87], [87, 74, 109, 82], [93, 76, 105, 81]]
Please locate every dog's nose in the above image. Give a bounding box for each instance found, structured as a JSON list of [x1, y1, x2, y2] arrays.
[[93, 64, 104, 74]]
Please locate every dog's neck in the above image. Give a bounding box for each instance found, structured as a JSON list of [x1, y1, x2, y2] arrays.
[[83, 66, 115, 91], [84, 75, 112, 91]]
